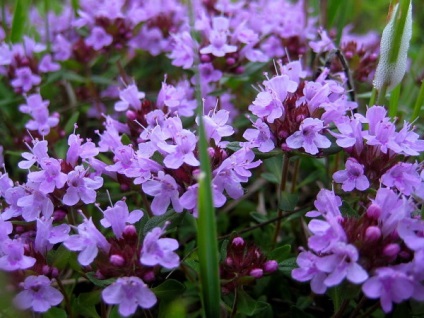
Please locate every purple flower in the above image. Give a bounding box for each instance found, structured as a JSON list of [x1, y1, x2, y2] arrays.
[[14, 275, 63, 313], [249, 92, 283, 124], [362, 267, 414, 313], [0, 239, 36, 271], [140, 225, 180, 269], [19, 94, 59, 136], [202, 109, 234, 146], [100, 200, 143, 239], [306, 188, 342, 218], [292, 251, 328, 294], [142, 171, 182, 215], [333, 158, 370, 192], [66, 133, 99, 167], [308, 217, 347, 253], [18, 139, 49, 169], [17, 189, 54, 221], [11, 67, 41, 92], [64, 217, 110, 266], [315, 243, 368, 286], [168, 31, 196, 69], [200, 17, 237, 57], [397, 218, 424, 251], [85, 26, 113, 50], [35, 217, 70, 254], [102, 277, 157, 316], [286, 118, 331, 155], [242, 118, 275, 152], [52, 34, 72, 61], [161, 130, 200, 169], [28, 158, 67, 194], [199, 63, 222, 83], [63, 166, 103, 206], [114, 84, 145, 112], [38, 54, 60, 73], [381, 162, 421, 195]]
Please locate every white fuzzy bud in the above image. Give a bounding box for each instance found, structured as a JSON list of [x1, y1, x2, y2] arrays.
[[373, 2, 412, 91]]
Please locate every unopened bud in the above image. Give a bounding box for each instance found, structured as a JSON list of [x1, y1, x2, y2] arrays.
[[110, 254, 125, 266], [365, 226, 381, 242], [264, 260, 278, 273], [366, 204, 382, 219], [383, 243, 400, 257], [249, 268, 263, 278]]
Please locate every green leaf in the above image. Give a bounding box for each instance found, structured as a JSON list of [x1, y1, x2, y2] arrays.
[[43, 307, 67, 318], [64, 112, 80, 134], [10, 0, 28, 43], [152, 279, 186, 301], [158, 298, 187, 318], [279, 257, 297, 275], [279, 192, 299, 212], [340, 201, 359, 218], [268, 244, 291, 263], [86, 272, 115, 288], [143, 210, 184, 235], [73, 291, 101, 318], [50, 245, 72, 269], [237, 289, 271, 317]]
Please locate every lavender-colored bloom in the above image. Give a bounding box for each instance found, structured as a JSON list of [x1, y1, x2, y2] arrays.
[[105, 145, 136, 175], [315, 243, 368, 286], [102, 277, 157, 316], [292, 251, 328, 294], [142, 171, 182, 215], [0, 217, 13, 242], [332, 117, 364, 154], [306, 188, 342, 218], [286, 118, 331, 155], [0, 172, 13, 198], [168, 31, 195, 69], [213, 148, 261, 199], [381, 162, 421, 195], [38, 54, 60, 73], [161, 130, 200, 169], [3, 186, 27, 220], [18, 139, 49, 169], [52, 35, 72, 61], [140, 225, 180, 269], [199, 63, 222, 83], [66, 133, 99, 167], [115, 84, 145, 112], [85, 26, 113, 50], [394, 121, 424, 156], [156, 80, 196, 117], [242, 118, 275, 152], [202, 109, 234, 145], [64, 217, 110, 266], [17, 189, 54, 221], [180, 183, 226, 215], [63, 165, 103, 206], [0, 239, 36, 271], [308, 217, 347, 253], [310, 29, 336, 53], [124, 154, 163, 185], [35, 217, 70, 254], [11, 67, 41, 92], [130, 25, 168, 56], [362, 267, 414, 313], [19, 94, 59, 136], [397, 218, 424, 251], [14, 275, 63, 313], [333, 158, 370, 192], [100, 200, 143, 239], [200, 17, 237, 57], [28, 158, 67, 194]]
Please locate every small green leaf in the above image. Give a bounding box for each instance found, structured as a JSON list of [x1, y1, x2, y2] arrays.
[[268, 244, 291, 263], [279, 192, 299, 212], [340, 201, 359, 218], [279, 257, 297, 275], [86, 272, 115, 288], [64, 112, 80, 134], [143, 210, 184, 235], [152, 279, 185, 301], [73, 291, 101, 318], [43, 307, 67, 318]]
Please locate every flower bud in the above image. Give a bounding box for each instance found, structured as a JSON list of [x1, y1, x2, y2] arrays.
[[110, 254, 125, 266], [366, 204, 381, 219], [249, 268, 263, 278], [365, 226, 381, 242], [383, 243, 400, 257], [264, 260, 278, 273], [232, 237, 245, 247], [143, 271, 155, 282], [200, 54, 211, 63]]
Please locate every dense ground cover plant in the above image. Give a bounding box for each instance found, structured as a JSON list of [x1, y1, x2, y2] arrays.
[[0, 0, 423, 317]]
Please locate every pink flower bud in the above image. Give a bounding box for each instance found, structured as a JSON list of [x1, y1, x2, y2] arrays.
[[264, 260, 278, 273], [232, 237, 245, 247], [366, 204, 381, 219], [383, 243, 400, 257], [123, 225, 137, 238], [249, 268, 263, 278], [143, 271, 155, 282], [226, 57, 236, 65], [365, 226, 381, 242], [110, 254, 125, 266], [226, 257, 233, 266], [200, 54, 211, 63]]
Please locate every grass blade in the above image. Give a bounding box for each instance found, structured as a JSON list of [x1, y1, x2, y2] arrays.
[[187, 1, 221, 317], [412, 80, 424, 122], [10, 0, 28, 43], [388, 83, 401, 117]]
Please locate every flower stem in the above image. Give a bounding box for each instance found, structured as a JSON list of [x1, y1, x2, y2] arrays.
[[272, 153, 290, 247]]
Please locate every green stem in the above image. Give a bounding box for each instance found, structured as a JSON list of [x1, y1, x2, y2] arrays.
[[412, 80, 424, 121], [376, 84, 388, 106], [272, 153, 290, 247], [369, 87, 377, 106]]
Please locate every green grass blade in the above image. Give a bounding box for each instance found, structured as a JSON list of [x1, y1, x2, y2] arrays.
[[187, 1, 221, 317], [388, 0, 411, 64], [412, 80, 424, 122], [10, 0, 28, 43]]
